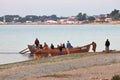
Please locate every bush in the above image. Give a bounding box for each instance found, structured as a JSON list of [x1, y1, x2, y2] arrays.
[[111, 75, 120, 80]]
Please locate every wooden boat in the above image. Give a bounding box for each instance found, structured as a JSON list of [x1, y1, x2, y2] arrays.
[[27, 44, 91, 58]]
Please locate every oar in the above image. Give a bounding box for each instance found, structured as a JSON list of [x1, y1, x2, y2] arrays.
[[19, 48, 29, 54], [21, 50, 30, 54]]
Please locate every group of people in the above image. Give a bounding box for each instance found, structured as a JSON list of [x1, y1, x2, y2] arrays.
[[34, 38, 72, 55], [34, 38, 49, 49], [91, 39, 110, 53], [34, 38, 111, 54], [57, 41, 72, 55]]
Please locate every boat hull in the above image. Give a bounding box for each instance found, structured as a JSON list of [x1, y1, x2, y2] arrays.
[[28, 44, 91, 57]]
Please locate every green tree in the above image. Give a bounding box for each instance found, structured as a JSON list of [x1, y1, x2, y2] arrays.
[[88, 16, 95, 22], [49, 15, 58, 21], [110, 9, 120, 20], [76, 12, 83, 21], [110, 9, 119, 16], [4, 15, 20, 22], [82, 13, 87, 20], [39, 15, 48, 22], [76, 12, 88, 21], [0, 17, 3, 21]]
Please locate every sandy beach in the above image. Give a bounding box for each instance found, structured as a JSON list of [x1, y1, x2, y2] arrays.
[[0, 52, 120, 80]]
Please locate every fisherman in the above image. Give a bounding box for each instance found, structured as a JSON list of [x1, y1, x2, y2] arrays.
[[91, 42, 97, 52], [50, 43, 54, 49], [105, 39, 110, 53], [43, 42, 49, 49], [66, 41, 72, 54], [59, 43, 63, 55], [62, 43, 65, 48], [34, 38, 39, 48]]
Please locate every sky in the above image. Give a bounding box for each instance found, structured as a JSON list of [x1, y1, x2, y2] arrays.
[[0, 0, 120, 17]]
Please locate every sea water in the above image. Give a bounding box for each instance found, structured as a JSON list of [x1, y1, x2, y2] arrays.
[[0, 52, 30, 65], [0, 25, 120, 64]]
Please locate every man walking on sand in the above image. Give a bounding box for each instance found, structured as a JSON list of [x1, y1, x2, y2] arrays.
[[105, 39, 110, 53]]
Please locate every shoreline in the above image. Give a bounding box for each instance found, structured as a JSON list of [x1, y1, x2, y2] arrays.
[[0, 52, 96, 69], [0, 52, 120, 80], [0, 50, 120, 66], [0, 21, 120, 25]]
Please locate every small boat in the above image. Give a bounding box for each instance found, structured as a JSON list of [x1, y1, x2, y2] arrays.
[[27, 44, 91, 58]]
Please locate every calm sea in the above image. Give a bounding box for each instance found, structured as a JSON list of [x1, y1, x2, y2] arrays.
[[0, 25, 120, 64]]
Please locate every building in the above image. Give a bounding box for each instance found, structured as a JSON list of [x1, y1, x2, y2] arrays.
[[45, 20, 58, 24]]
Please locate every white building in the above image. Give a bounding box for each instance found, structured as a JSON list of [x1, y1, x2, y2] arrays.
[[45, 20, 58, 24]]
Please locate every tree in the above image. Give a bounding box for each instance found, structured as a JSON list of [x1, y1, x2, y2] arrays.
[[0, 17, 3, 21], [110, 9, 119, 16], [110, 9, 120, 20], [49, 15, 58, 21], [82, 13, 87, 20], [3, 15, 21, 22], [76, 12, 83, 21], [76, 12, 88, 21], [39, 15, 48, 22], [88, 16, 95, 22]]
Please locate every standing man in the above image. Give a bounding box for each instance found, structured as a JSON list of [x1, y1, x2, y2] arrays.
[[34, 38, 39, 47], [59, 43, 63, 55], [105, 39, 110, 53], [50, 43, 54, 49], [91, 42, 97, 52], [66, 41, 72, 54]]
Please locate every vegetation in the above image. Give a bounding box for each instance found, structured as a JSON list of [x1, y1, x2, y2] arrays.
[[111, 75, 120, 80], [0, 9, 119, 23], [88, 16, 95, 22], [110, 9, 120, 20], [76, 12, 88, 21], [0, 15, 59, 23]]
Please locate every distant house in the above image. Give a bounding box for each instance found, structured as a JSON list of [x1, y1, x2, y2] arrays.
[[13, 17, 19, 21], [66, 21, 74, 24], [66, 16, 76, 24], [59, 19, 67, 24], [26, 21, 33, 23], [59, 16, 77, 24], [94, 14, 111, 22], [105, 18, 112, 22], [0, 21, 4, 24], [45, 20, 58, 24], [94, 15, 101, 22]]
